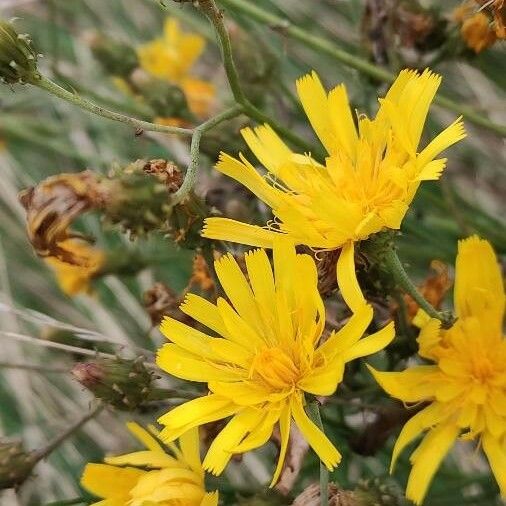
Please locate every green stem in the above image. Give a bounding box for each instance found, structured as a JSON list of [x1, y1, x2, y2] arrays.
[[306, 401, 329, 506], [33, 403, 103, 462], [383, 245, 453, 327], [31, 74, 194, 137], [218, 0, 506, 137], [0, 362, 67, 374], [197, 0, 320, 154], [171, 104, 244, 205]]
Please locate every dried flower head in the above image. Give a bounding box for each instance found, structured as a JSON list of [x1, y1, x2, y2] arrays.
[[0, 20, 38, 85], [81, 423, 218, 505], [370, 236, 506, 504]]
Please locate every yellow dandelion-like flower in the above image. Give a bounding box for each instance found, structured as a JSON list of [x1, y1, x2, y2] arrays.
[[202, 69, 465, 310], [81, 422, 218, 506], [156, 239, 395, 484], [45, 238, 104, 296], [369, 236, 506, 504], [138, 17, 215, 118]]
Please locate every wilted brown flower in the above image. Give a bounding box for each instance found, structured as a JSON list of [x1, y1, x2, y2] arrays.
[[143, 282, 194, 327], [476, 0, 506, 37]]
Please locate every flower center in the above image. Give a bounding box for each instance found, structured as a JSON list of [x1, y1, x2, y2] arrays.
[[470, 356, 496, 384], [250, 347, 299, 390]]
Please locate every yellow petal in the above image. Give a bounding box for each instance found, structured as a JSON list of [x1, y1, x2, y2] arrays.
[[157, 343, 245, 382], [203, 408, 264, 475], [180, 294, 228, 337], [202, 217, 279, 248], [336, 241, 366, 312], [232, 409, 281, 453], [81, 463, 144, 500], [368, 365, 438, 402], [482, 432, 506, 497], [417, 116, 466, 167], [201, 491, 220, 506], [214, 253, 263, 332], [208, 380, 273, 406], [270, 402, 291, 486], [290, 394, 341, 470], [244, 248, 276, 314], [179, 427, 204, 476], [297, 355, 345, 396], [328, 84, 358, 159], [105, 450, 179, 469], [159, 317, 214, 358], [215, 152, 279, 208], [406, 423, 460, 505], [389, 403, 445, 472], [158, 395, 238, 441], [126, 422, 165, 453], [241, 124, 293, 176], [296, 71, 334, 155], [342, 321, 395, 361], [454, 236, 505, 325], [318, 304, 373, 360]]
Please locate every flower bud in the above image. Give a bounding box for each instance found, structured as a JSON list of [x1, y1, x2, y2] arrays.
[[0, 440, 35, 489], [72, 357, 155, 411], [83, 31, 138, 78], [0, 20, 39, 85]]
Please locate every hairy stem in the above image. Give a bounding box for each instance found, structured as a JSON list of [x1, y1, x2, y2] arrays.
[[197, 0, 320, 154], [383, 246, 453, 327], [32, 74, 194, 136], [306, 401, 329, 506], [171, 104, 243, 205], [219, 0, 506, 137]]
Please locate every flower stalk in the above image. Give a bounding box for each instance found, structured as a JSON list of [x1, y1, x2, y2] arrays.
[[32, 403, 103, 463], [381, 242, 454, 328], [306, 400, 329, 506]]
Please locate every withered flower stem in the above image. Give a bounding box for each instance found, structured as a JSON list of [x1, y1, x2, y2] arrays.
[[32, 403, 103, 463]]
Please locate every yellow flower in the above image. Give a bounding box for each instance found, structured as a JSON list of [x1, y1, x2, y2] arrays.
[[45, 238, 104, 296], [156, 239, 395, 484], [138, 18, 215, 118], [81, 422, 218, 506], [202, 69, 465, 310], [369, 236, 506, 504]]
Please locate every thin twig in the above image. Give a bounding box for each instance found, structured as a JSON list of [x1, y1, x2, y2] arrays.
[[33, 403, 104, 462], [0, 361, 68, 373], [32, 75, 194, 136]]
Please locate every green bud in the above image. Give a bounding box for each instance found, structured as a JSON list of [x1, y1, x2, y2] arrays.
[[0, 20, 39, 85], [84, 31, 138, 78], [72, 356, 154, 411], [0, 440, 35, 489]]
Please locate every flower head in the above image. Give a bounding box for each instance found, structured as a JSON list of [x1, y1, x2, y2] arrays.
[[138, 18, 215, 118], [369, 236, 506, 504], [156, 239, 394, 484], [0, 20, 38, 85], [81, 422, 218, 506], [202, 69, 465, 307]]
